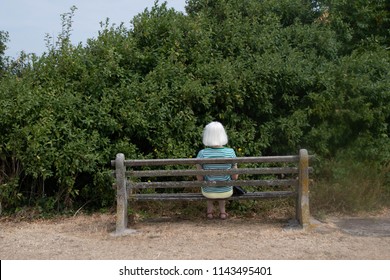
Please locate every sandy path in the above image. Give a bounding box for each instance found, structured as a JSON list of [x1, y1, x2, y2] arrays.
[[1, 209, 390, 260]]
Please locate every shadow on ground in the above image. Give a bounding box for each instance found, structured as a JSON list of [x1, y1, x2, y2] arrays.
[[334, 217, 390, 237]]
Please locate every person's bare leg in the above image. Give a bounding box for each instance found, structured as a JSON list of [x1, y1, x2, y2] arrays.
[[218, 200, 228, 219], [207, 200, 214, 219]]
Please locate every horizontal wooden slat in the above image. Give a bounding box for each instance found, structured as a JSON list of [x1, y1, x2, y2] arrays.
[[128, 191, 296, 201], [127, 179, 298, 189], [126, 167, 299, 177], [111, 167, 313, 177], [121, 155, 300, 167]]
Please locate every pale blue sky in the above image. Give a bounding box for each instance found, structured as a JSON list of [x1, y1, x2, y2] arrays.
[[1, 0, 186, 58]]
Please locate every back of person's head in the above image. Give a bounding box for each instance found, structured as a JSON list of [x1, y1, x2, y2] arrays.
[[202, 121, 228, 147]]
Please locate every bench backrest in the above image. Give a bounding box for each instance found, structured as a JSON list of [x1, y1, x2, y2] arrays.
[[122, 156, 302, 191]]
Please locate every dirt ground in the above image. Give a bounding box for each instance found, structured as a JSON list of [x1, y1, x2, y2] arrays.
[[1, 209, 390, 260]]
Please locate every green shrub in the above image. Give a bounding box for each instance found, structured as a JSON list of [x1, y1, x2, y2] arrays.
[[0, 1, 389, 214]]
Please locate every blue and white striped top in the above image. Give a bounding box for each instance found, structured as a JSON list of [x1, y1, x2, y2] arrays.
[[196, 147, 237, 194]]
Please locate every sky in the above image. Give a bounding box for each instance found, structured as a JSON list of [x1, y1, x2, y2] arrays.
[[1, 0, 187, 59]]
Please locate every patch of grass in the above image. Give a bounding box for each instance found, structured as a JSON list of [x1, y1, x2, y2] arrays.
[[126, 197, 296, 222], [311, 159, 390, 216], [228, 198, 295, 219]]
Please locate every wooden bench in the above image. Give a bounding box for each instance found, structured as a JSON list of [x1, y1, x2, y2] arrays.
[[111, 149, 312, 235]]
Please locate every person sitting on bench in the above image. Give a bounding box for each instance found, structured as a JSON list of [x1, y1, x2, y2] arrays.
[[196, 121, 238, 220]]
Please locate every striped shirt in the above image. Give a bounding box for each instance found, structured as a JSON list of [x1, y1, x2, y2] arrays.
[[196, 147, 237, 194]]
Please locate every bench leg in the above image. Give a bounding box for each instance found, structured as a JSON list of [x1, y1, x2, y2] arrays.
[[112, 153, 136, 236], [297, 149, 310, 228]]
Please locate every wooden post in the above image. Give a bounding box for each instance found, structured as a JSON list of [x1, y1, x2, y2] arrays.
[[115, 153, 128, 234], [297, 149, 310, 228]]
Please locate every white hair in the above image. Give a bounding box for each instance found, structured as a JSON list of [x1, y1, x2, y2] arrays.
[[202, 121, 228, 147]]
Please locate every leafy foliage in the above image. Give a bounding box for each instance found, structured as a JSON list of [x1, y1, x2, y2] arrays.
[[323, 0, 390, 53], [0, 0, 389, 213], [0, 30, 9, 77]]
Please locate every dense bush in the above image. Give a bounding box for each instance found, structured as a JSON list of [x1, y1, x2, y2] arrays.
[[0, 1, 389, 214]]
